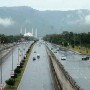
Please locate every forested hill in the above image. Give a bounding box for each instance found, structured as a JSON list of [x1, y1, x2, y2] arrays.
[[0, 6, 90, 36]]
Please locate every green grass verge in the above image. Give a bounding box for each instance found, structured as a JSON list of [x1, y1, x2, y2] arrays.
[[4, 43, 35, 90], [70, 46, 90, 56]]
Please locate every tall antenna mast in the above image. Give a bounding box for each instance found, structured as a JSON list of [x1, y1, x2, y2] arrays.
[[36, 28, 37, 38], [25, 27, 26, 34], [32, 28, 33, 36], [20, 27, 22, 34]]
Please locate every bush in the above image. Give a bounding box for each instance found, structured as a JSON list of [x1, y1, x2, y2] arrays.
[[14, 67, 21, 74], [17, 62, 23, 68], [18, 65, 23, 68], [20, 62, 24, 66], [11, 73, 18, 78], [5, 78, 15, 86], [24, 56, 26, 59], [26, 50, 29, 54], [72, 44, 75, 48], [22, 60, 25, 63]]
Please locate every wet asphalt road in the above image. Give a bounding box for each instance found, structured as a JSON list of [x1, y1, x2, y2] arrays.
[[47, 43, 90, 90], [0, 41, 31, 86], [18, 41, 54, 90]]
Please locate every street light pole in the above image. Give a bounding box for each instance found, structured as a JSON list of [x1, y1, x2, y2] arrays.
[[17, 45, 20, 67], [1, 59, 2, 84], [12, 47, 13, 71], [1, 51, 2, 84], [10, 46, 14, 77], [0, 41, 3, 90], [74, 34, 75, 48], [22, 43, 23, 60], [18, 46, 19, 62], [0, 53, 3, 90]]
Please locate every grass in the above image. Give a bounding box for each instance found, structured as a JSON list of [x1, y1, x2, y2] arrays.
[[70, 46, 90, 56], [4, 43, 35, 90]]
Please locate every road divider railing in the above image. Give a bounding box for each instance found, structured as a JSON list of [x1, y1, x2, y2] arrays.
[[46, 45, 82, 90]]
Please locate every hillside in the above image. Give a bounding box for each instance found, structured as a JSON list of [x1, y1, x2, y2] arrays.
[[0, 6, 90, 36]]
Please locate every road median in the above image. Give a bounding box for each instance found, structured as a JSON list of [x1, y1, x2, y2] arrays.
[[46, 45, 81, 90]]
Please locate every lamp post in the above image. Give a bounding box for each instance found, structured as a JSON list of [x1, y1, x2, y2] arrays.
[[74, 34, 75, 48], [0, 41, 4, 90], [10, 47, 14, 77], [17, 45, 20, 67], [23, 43, 26, 58], [22, 43, 23, 60], [0, 51, 3, 90]]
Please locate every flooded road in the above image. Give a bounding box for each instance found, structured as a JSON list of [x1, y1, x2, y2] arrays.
[[18, 42, 54, 90], [0, 41, 32, 86], [47, 43, 90, 90]]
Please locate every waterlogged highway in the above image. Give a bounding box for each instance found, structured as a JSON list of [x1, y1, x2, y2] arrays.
[[0, 42, 32, 86], [18, 42, 54, 90], [47, 43, 90, 90]]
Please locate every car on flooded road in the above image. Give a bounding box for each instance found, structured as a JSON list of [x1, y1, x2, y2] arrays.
[[37, 54, 40, 59], [61, 56, 66, 60], [33, 57, 36, 61]]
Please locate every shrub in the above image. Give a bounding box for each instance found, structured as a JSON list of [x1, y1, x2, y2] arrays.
[[22, 59, 25, 63], [24, 56, 26, 59], [11, 73, 17, 78], [20, 62, 24, 66], [14, 67, 21, 74], [5, 78, 15, 86]]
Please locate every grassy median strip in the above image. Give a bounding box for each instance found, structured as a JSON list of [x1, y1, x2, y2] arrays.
[[4, 42, 35, 90]]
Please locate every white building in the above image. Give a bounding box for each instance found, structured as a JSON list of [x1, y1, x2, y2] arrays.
[[23, 27, 38, 38], [24, 28, 33, 37], [24, 32, 33, 37]]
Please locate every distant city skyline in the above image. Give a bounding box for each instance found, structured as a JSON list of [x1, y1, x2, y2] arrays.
[[0, 0, 90, 11]]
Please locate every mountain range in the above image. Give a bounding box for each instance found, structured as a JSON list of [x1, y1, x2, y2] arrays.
[[0, 6, 90, 36]]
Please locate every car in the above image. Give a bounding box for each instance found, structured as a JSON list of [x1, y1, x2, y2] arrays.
[[33, 57, 36, 61], [56, 49, 59, 51], [61, 56, 66, 60], [34, 51, 36, 53], [82, 56, 89, 60], [54, 51, 57, 53], [51, 48, 53, 50], [37, 54, 40, 58]]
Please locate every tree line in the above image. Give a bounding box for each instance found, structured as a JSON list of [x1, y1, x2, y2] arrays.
[[43, 31, 90, 48], [0, 34, 34, 44]]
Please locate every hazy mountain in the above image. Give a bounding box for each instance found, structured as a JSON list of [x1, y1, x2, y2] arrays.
[[0, 6, 90, 36]]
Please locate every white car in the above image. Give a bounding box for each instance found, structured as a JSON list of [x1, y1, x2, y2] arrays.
[[37, 54, 40, 58], [61, 56, 66, 60]]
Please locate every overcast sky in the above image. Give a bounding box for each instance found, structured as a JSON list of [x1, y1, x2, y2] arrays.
[[0, 0, 90, 11]]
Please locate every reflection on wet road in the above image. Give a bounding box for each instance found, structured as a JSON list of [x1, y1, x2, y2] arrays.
[[18, 42, 54, 90]]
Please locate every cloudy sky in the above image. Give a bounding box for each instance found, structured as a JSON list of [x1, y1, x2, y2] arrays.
[[0, 0, 90, 11]]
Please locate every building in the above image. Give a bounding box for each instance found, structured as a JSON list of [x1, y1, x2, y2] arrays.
[[24, 28, 33, 37]]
